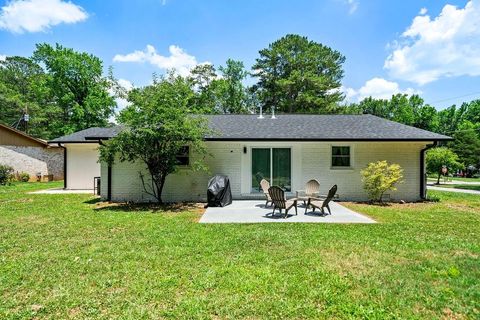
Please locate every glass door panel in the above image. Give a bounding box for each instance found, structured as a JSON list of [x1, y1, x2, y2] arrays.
[[272, 148, 291, 191], [251, 148, 270, 193]]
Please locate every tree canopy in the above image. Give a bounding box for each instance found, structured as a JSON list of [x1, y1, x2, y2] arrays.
[[100, 73, 211, 203], [252, 34, 345, 114], [426, 147, 463, 184]]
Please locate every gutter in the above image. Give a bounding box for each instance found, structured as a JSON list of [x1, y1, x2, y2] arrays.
[[420, 141, 438, 199], [98, 139, 112, 202], [57, 143, 67, 189]]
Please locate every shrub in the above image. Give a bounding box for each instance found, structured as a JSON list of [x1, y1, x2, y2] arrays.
[[0, 165, 15, 185], [18, 172, 30, 182], [361, 160, 403, 202]]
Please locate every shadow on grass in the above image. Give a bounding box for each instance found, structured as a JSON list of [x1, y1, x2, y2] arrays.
[[93, 201, 205, 214], [83, 198, 102, 204]]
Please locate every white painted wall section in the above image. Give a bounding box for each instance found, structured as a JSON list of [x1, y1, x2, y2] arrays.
[[65, 143, 100, 189]]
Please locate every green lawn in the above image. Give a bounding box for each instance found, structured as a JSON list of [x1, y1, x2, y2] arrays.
[[1, 183, 479, 319], [428, 176, 480, 183], [434, 184, 480, 192]]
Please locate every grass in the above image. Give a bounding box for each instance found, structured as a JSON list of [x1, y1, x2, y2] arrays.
[[428, 176, 480, 183], [433, 184, 480, 192], [1, 183, 479, 319]]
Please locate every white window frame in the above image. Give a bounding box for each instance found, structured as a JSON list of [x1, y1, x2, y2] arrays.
[[330, 144, 354, 170]]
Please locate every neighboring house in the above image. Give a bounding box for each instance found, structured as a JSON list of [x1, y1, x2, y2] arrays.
[[49, 127, 123, 189], [50, 115, 451, 202], [0, 123, 63, 181]]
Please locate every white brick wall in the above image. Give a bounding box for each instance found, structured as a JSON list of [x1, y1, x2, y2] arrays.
[[0, 145, 63, 180], [100, 141, 428, 203]]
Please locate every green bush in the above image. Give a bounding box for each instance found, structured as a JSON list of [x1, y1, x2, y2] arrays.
[[18, 172, 30, 182], [361, 160, 403, 202], [0, 165, 15, 185]]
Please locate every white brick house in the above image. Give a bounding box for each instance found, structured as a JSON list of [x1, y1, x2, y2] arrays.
[[51, 115, 451, 202]]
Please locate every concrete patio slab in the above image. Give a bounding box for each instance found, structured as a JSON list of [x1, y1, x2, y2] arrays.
[[200, 200, 376, 224], [28, 188, 96, 194]]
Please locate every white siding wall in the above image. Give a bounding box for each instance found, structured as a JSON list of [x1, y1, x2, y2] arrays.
[[103, 142, 242, 202], [65, 143, 100, 189], [300, 142, 425, 201], [101, 141, 428, 202]]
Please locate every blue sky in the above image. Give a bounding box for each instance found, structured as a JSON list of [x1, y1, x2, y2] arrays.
[[1, 0, 480, 111]]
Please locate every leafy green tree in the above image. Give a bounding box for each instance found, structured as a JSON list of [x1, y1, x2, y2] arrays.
[[0, 56, 53, 137], [252, 34, 345, 114], [346, 94, 438, 132], [449, 121, 480, 173], [33, 43, 115, 138], [426, 147, 463, 184], [360, 161, 403, 203], [216, 59, 248, 114], [188, 63, 218, 114], [100, 73, 211, 204]]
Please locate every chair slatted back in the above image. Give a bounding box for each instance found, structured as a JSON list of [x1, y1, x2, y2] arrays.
[[305, 179, 320, 196], [322, 185, 338, 207], [268, 186, 286, 209], [260, 179, 270, 195]]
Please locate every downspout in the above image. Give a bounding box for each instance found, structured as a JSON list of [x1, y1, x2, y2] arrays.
[[420, 141, 438, 199], [57, 143, 67, 189], [98, 139, 112, 202]]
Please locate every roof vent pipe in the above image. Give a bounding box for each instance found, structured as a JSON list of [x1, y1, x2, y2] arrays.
[[257, 105, 264, 119], [271, 106, 276, 119]]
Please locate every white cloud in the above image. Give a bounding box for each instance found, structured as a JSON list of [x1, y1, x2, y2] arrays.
[[114, 78, 133, 112], [108, 78, 133, 123], [0, 0, 87, 33], [343, 77, 420, 102], [0, 54, 6, 61], [113, 44, 207, 77], [419, 7, 428, 15], [341, 0, 358, 14], [384, 0, 480, 85]]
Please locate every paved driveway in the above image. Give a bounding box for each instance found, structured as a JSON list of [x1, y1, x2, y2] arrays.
[[200, 200, 376, 224]]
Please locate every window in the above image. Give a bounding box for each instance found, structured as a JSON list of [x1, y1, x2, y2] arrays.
[[251, 148, 291, 192], [176, 146, 190, 166], [331, 146, 351, 167]]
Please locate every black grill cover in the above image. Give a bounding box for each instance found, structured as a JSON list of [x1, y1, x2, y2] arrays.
[[207, 175, 232, 207]]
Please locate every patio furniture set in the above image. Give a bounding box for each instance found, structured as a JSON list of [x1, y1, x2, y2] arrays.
[[260, 179, 338, 218]]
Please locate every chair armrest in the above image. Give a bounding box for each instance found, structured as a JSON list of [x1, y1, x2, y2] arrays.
[[296, 190, 305, 197]]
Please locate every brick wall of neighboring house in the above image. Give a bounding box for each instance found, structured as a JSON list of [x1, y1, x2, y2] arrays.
[[0, 145, 64, 181]]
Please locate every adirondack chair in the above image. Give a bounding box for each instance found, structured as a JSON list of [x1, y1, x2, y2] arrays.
[[296, 179, 320, 204], [268, 186, 298, 218], [305, 185, 338, 215], [260, 179, 272, 207]]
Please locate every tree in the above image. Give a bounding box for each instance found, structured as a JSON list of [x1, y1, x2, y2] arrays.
[[216, 59, 248, 114], [449, 121, 480, 174], [188, 63, 218, 114], [360, 161, 403, 202], [99, 73, 211, 204], [426, 147, 463, 184], [33, 43, 115, 138], [252, 34, 345, 114], [0, 56, 52, 137]]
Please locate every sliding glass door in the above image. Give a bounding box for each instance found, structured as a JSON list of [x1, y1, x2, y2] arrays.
[[251, 148, 291, 192]]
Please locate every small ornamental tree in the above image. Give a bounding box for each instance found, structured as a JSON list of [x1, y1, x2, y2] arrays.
[[361, 161, 403, 202], [426, 147, 463, 184], [99, 73, 211, 204], [0, 165, 15, 185]]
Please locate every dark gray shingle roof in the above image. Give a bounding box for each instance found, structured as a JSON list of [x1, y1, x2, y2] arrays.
[[204, 114, 451, 141], [49, 115, 451, 143], [49, 126, 123, 143]]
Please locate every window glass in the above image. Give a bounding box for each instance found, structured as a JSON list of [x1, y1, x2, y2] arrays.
[[332, 146, 350, 167], [176, 146, 190, 166]]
